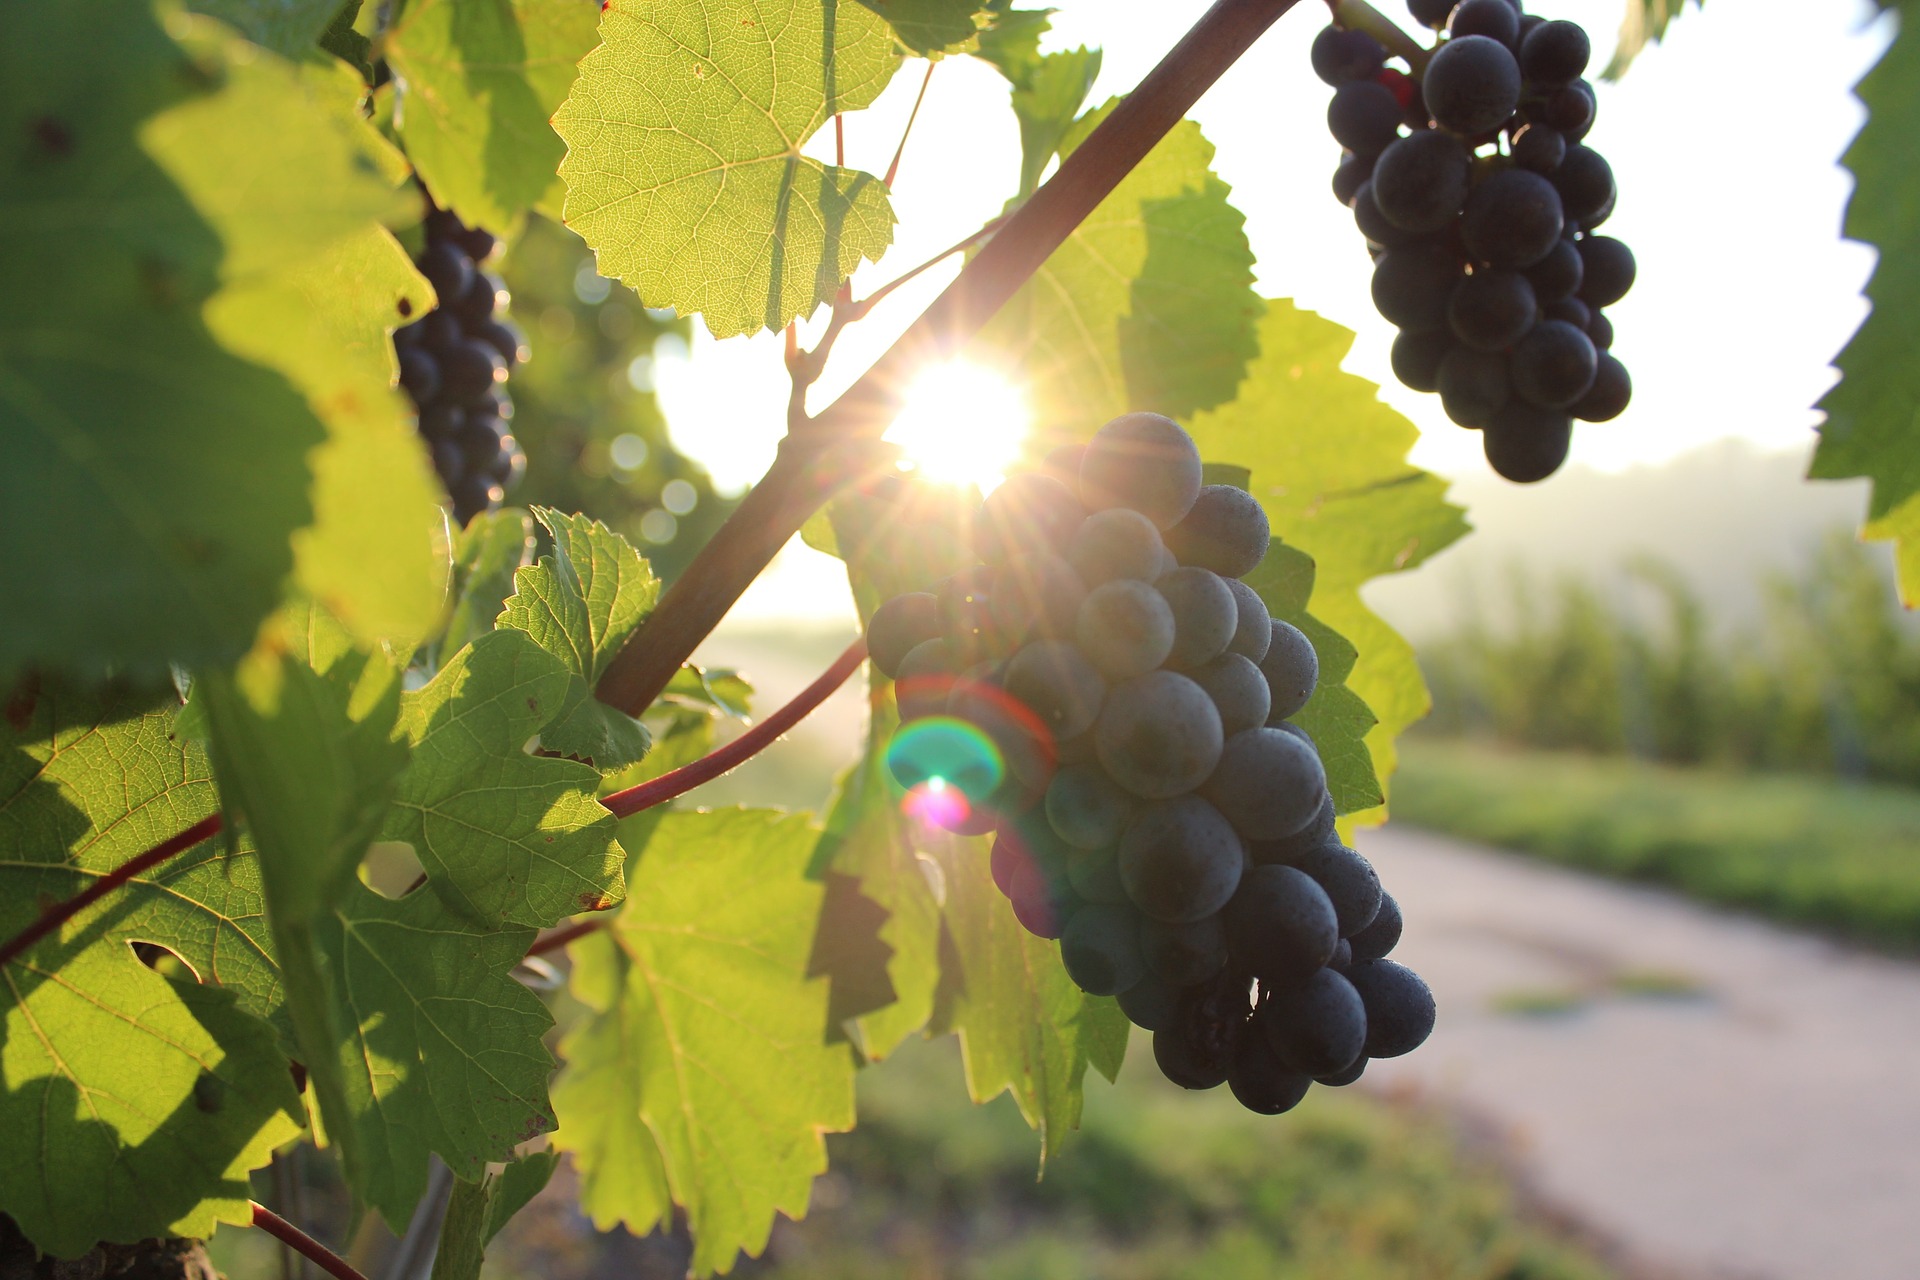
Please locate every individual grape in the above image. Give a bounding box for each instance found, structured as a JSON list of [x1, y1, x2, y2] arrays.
[[418, 239, 473, 303], [1520, 19, 1590, 85], [1222, 865, 1339, 983], [1369, 131, 1472, 234], [448, 475, 504, 525], [865, 593, 941, 679], [1460, 169, 1564, 269], [1004, 639, 1105, 740], [1330, 938, 1353, 970], [894, 637, 958, 721], [1224, 579, 1272, 663], [1524, 238, 1583, 302], [990, 553, 1088, 643], [1345, 959, 1436, 1057], [1065, 842, 1129, 906], [1046, 763, 1133, 850], [1584, 185, 1616, 229], [416, 400, 460, 448], [1067, 506, 1163, 585], [1587, 309, 1614, 350], [1259, 619, 1319, 721], [1575, 236, 1635, 307], [1201, 727, 1328, 841], [1510, 123, 1566, 174], [1189, 653, 1272, 737], [938, 569, 1004, 663], [1437, 347, 1510, 428], [1348, 891, 1403, 962], [1095, 671, 1224, 798], [1423, 35, 1521, 134], [1258, 967, 1366, 1077], [397, 347, 442, 404], [1311, 25, 1387, 85], [1153, 1021, 1230, 1090], [1535, 82, 1590, 137], [459, 417, 511, 473], [1250, 793, 1336, 866], [1141, 913, 1228, 986], [1510, 318, 1598, 408], [440, 339, 507, 401], [1010, 872, 1076, 939], [1448, 270, 1537, 351], [431, 440, 465, 487], [1483, 400, 1572, 482], [1354, 180, 1421, 248], [1117, 795, 1245, 923], [1317, 1057, 1368, 1087], [1449, 0, 1519, 46], [459, 226, 498, 262], [977, 472, 1085, 565], [1075, 579, 1176, 679], [1164, 486, 1272, 579], [1118, 973, 1183, 1031], [1060, 903, 1147, 995], [1332, 151, 1375, 205], [1372, 243, 1463, 331], [454, 271, 506, 327], [1228, 1031, 1313, 1115], [1407, 0, 1457, 29], [1155, 567, 1238, 668], [1297, 840, 1383, 937], [1390, 328, 1454, 393], [1573, 352, 1632, 422], [421, 309, 462, 352], [474, 318, 527, 367], [1545, 295, 1591, 329], [991, 817, 1066, 896], [1327, 81, 1405, 156], [1078, 412, 1203, 529], [1551, 145, 1614, 222]]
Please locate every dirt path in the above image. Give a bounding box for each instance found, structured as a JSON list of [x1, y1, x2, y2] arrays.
[[1355, 825, 1920, 1280]]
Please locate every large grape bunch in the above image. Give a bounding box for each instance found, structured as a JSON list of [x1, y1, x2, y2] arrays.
[[865, 413, 1435, 1114], [391, 205, 528, 525], [1317, 0, 1634, 483]]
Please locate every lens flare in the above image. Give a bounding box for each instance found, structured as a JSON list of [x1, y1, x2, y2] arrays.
[[886, 715, 1004, 803], [901, 778, 973, 830]]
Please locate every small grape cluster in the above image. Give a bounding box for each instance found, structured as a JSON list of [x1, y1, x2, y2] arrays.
[[392, 208, 528, 525], [1317, 0, 1634, 483], [865, 413, 1435, 1114]]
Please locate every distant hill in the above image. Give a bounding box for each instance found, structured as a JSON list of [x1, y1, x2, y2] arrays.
[[1369, 440, 1881, 638]]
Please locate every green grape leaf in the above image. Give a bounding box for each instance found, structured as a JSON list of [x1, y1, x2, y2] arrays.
[[384, 628, 628, 929], [1192, 300, 1469, 817], [0, 948, 303, 1257], [312, 884, 557, 1227], [0, 6, 402, 681], [0, 685, 279, 1021], [553, 0, 901, 337], [484, 1148, 562, 1242], [497, 508, 659, 769], [426, 1149, 561, 1280], [925, 831, 1131, 1157], [207, 224, 452, 651], [855, 0, 988, 55], [187, 0, 349, 55], [1602, 0, 1704, 79], [975, 26, 1101, 198], [443, 509, 537, 661], [1812, 11, 1920, 606], [971, 106, 1261, 439], [973, 1, 1053, 76], [384, 0, 603, 230], [554, 809, 857, 1277]]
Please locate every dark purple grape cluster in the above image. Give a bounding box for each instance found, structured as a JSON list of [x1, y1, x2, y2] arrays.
[[864, 414, 1434, 1114], [392, 207, 527, 524], [1316, 0, 1634, 483]]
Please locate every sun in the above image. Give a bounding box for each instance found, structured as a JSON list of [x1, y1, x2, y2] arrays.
[[883, 361, 1031, 494]]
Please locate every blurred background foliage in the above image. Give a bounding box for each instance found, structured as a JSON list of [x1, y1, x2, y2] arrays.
[[499, 215, 735, 581]]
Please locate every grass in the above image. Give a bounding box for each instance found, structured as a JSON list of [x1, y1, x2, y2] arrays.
[[1392, 738, 1920, 948], [472, 1035, 1611, 1280]]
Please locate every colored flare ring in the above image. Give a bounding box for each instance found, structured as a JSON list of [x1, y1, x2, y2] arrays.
[[886, 715, 1005, 807]]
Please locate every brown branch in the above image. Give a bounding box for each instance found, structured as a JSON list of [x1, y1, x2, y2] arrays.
[[593, 0, 1302, 716], [0, 813, 225, 969], [250, 1204, 368, 1280], [525, 916, 604, 959], [601, 637, 867, 819]]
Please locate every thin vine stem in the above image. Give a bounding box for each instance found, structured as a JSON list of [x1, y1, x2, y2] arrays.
[[884, 61, 937, 189], [0, 812, 224, 969], [250, 1203, 369, 1280], [592, 0, 1305, 717], [601, 636, 867, 820], [525, 916, 605, 959]]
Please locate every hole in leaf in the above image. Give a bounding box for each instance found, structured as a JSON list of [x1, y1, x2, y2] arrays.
[[130, 941, 198, 982], [361, 841, 427, 899]]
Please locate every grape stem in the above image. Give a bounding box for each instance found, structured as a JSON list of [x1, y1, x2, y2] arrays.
[[1333, 0, 1430, 69], [250, 1204, 368, 1280], [592, 0, 1305, 717], [885, 61, 938, 189], [0, 812, 225, 969]]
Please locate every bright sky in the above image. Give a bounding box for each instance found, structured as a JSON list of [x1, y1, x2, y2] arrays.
[[657, 0, 1892, 623]]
